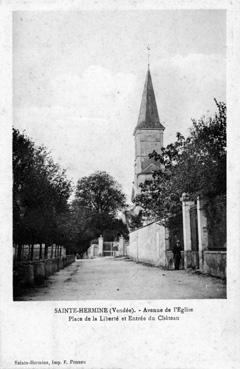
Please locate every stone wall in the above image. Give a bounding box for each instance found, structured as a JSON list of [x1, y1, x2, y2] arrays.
[[203, 251, 226, 279], [128, 222, 167, 267], [13, 255, 75, 297], [86, 237, 126, 258], [185, 251, 199, 269], [127, 194, 226, 279], [165, 251, 184, 270], [181, 195, 226, 278]]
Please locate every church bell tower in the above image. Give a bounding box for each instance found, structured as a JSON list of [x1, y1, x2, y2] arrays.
[[132, 67, 165, 200]]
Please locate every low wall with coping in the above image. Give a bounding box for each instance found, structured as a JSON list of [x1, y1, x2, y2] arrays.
[[13, 255, 75, 296], [165, 251, 184, 270], [185, 250, 199, 269], [127, 204, 226, 279], [128, 222, 167, 267], [202, 250, 226, 279]]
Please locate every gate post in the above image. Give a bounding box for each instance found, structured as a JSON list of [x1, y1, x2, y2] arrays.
[[181, 193, 194, 269], [197, 196, 209, 271], [90, 244, 95, 258], [164, 226, 170, 268], [98, 235, 103, 257], [118, 236, 124, 256]]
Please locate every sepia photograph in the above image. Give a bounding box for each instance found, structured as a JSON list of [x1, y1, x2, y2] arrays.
[[2, 1, 240, 368], [12, 9, 227, 301]]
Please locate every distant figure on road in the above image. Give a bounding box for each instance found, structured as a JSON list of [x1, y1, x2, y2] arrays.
[[173, 240, 182, 270]]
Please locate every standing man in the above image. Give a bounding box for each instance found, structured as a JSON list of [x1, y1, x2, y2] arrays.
[[173, 240, 182, 270]]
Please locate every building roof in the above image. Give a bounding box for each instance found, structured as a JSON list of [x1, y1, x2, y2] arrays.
[[134, 69, 165, 135], [141, 157, 161, 172]]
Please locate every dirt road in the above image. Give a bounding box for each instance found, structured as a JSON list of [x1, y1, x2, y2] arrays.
[[16, 257, 226, 300]]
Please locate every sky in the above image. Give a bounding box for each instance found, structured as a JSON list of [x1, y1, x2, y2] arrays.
[[13, 10, 226, 201]]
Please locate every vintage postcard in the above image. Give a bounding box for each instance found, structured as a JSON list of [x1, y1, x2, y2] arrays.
[[0, 1, 240, 368]]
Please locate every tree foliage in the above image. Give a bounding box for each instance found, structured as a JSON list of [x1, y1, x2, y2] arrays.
[[13, 128, 72, 246], [13, 130, 128, 254], [75, 171, 126, 216], [69, 171, 128, 252], [134, 100, 226, 221]]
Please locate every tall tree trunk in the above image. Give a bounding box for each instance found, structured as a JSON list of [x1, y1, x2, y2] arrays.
[[39, 243, 42, 259], [44, 244, 48, 259], [30, 244, 34, 261], [17, 244, 22, 262]]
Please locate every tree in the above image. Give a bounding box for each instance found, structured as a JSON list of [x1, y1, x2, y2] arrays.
[[71, 171, 128, 252], [13, 128, 72, 251], [134, 100, 226, 221], [13, 131, 129, 256], [75, 171, 126, 216], [63, 200, 129, 254]]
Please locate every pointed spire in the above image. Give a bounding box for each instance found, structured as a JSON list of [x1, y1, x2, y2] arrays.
[[147, 45, 150, 70], [134, 68, 165, 135]]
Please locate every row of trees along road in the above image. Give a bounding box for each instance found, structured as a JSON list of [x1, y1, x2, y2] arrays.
[[133, 100, 226, 227], [13, 128, 72, 258], [13, 128, 128, 256]]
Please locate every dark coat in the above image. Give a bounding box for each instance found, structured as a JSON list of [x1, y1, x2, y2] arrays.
[[173, 244, 181, 258]]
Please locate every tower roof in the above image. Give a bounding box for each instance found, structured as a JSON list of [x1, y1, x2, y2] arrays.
[[134, 69, 165, 135]]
